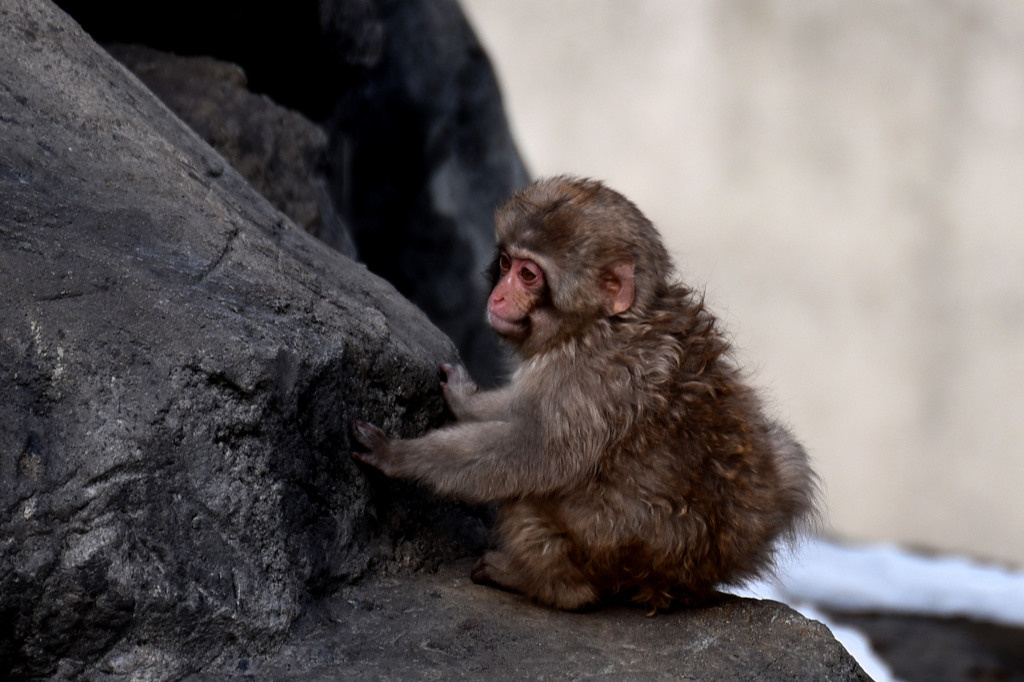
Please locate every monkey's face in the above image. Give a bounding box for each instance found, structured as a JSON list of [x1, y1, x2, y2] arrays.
[[485, 241, 635, 358], [487, 249, 546, 343], [488, 176, 656, 356]]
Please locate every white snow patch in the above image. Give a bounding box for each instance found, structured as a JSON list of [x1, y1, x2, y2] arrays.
[[734, 537, 1024, 682]]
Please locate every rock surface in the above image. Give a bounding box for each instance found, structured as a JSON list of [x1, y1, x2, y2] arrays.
[[56, 0, 531, 387], [325, 0, 531, 387], [106, 43, 356, 257], [0, 0, 484, 678], [2, 0, 868, 679], [829, 611, 1024, 682], [188, 561, 871, 682]]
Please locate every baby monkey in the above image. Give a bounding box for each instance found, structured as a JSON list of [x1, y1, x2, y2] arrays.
[[353, 176, 816, 611]]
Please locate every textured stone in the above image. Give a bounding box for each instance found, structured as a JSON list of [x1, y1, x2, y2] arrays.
[[0, 1, 868, 679], [829, 610, 1024, 682], [326, 0, 531, 387], [0, 1, 483, 677], [190, 561, 872, 681], [56, 0, 531, 387], [106, 44, 355, 257]]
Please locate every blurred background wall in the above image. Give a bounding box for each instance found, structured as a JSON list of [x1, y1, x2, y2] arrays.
[[462, 0, 1024, 567]]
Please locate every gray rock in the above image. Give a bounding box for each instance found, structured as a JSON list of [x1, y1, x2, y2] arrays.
[[0, 0, 483, 678], [828, 610, 1024, 682], [54, 0, 531, 387], [189, 561, 872, 681], [105, 43, 356, 258], [327, 0, 531, 387], [0, 0, 870, 679]]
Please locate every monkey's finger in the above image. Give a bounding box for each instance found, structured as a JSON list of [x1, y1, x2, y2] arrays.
[[439, 362, 457, 385], [351, 419, 389, 451], [439, 364, 454, 393], [350, 450, 381, 467], [440, 362, 470, 386]]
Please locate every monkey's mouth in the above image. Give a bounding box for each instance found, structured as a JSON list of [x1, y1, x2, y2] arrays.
[[487, 311, 528, 338]]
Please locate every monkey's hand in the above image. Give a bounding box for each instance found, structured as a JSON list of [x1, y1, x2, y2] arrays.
[[350, 420, 402, 477], [440, 363, 478, 419]]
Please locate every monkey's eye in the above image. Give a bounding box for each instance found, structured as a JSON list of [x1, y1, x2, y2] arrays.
[[499, 252, 512, 273], [518, 261, 543, 286]]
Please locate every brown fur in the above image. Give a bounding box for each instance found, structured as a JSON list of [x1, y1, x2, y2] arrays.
[[353, 176, 817, 611]]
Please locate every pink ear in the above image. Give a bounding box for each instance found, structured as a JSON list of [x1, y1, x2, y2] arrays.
[[601, 259, 635, 315]]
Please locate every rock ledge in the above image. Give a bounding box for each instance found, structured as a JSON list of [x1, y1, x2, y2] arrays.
[[191, 561, 871, 681]]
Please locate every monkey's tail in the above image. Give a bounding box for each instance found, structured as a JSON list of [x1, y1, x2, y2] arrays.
[[767, 421, 823, 541]]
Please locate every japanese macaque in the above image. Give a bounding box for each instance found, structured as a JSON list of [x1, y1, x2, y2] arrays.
[[352, 176, 816, 611]]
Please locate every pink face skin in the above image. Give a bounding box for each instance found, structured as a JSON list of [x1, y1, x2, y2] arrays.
[[487, 251, 545, 338]]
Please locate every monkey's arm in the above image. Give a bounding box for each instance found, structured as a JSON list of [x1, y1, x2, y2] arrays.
[[351, 419, 587, 503], [446, 387, 515, 422]]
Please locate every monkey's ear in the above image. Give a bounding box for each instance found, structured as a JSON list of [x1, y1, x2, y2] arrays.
[[600, 259, 635, 316]]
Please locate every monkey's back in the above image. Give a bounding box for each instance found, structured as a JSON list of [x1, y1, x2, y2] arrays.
[[524, 284, 816, 608]]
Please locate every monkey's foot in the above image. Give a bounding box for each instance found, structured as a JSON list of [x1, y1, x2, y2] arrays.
[[470, 552, 519, 592], [472, 551, 599, 611]]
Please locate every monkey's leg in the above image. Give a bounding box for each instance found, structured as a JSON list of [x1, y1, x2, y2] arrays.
[[472, 505, 599, 610]]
